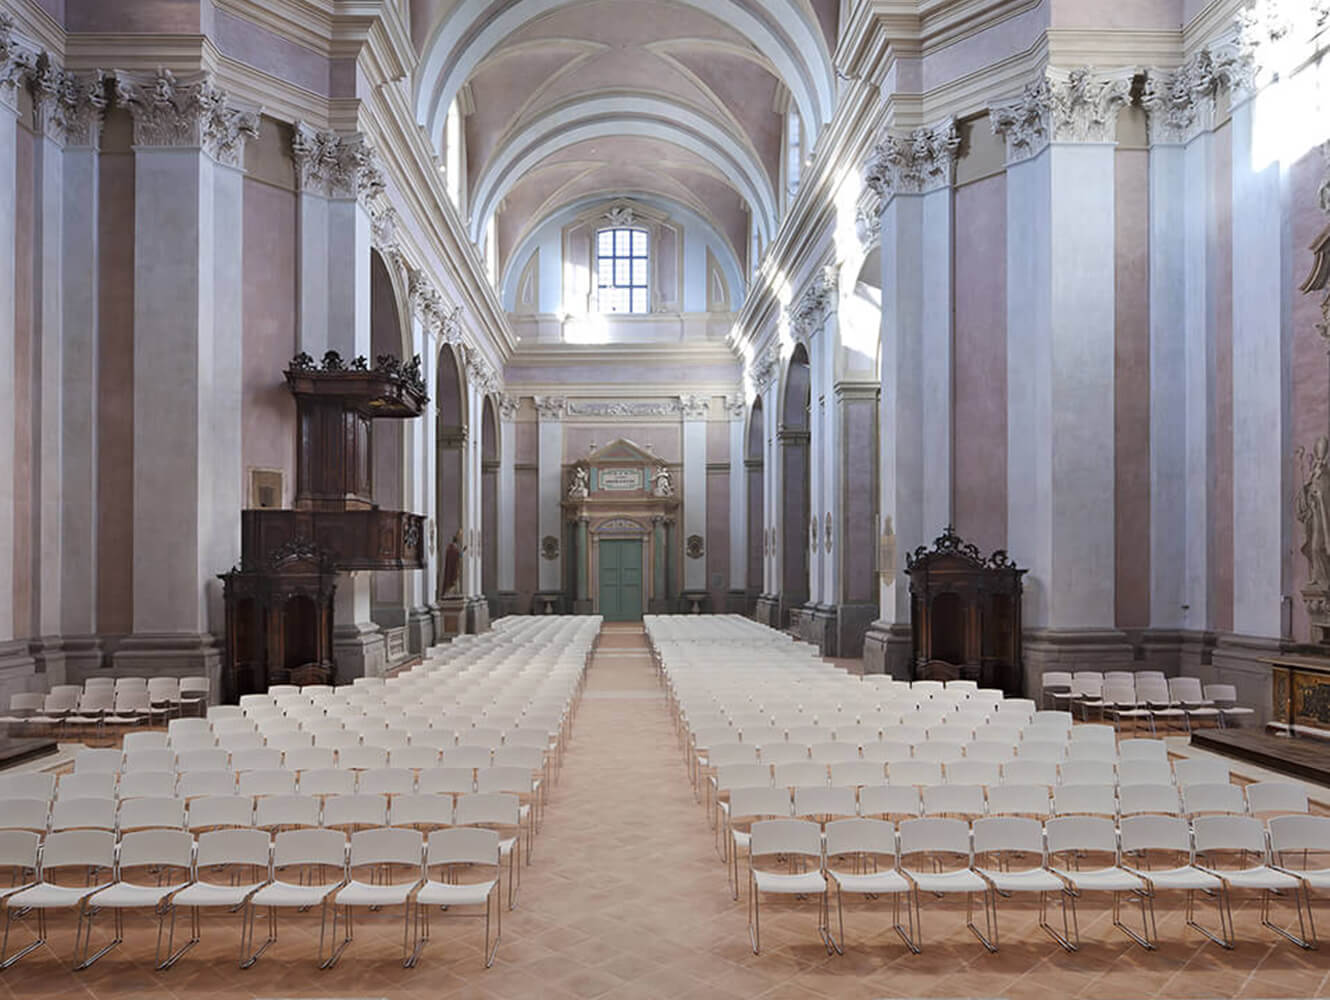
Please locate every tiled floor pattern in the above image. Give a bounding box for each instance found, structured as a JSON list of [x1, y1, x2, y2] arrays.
[[3, 624, 1328, 999]]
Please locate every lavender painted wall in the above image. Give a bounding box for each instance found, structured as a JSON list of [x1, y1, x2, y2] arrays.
[[1290, 148, 1330, 641], [67, 0, 204, 32], [12, 123, 33, 639], [215, 10, 337, 98], [97, 118, 135, 636], [562, 423, 680, 462], [240, 179, 297, 505], [706, 417, 728, 462], [1115, 148, 1151, 629], [514, 467, 538, 607], [952, 173, 1007, 554], [706, 469, 728, 607], [1212, 121, 1235, 633]]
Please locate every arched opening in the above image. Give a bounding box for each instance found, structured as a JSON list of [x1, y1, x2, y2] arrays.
[[370, 249, 410, 634], [780, 344, 811, 625], [745, 397, 764, 616], [481, 396, 499, 613], [435, 344, 467, 603]]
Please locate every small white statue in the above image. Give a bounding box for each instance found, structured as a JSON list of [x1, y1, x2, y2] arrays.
[[653, 465, 673, 497], [568, 465, 590, 499]]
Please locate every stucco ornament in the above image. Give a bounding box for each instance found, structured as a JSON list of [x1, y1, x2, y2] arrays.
[[652, 465, 674, 498], [1297, 437, 1330, 587], [568, 465, 590, 499]]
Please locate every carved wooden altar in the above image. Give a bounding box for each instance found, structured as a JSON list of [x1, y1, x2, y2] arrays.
[[219, 352, 428, 696], [905, 527, 1026, 695]]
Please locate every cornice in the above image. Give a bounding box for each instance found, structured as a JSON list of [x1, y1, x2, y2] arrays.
[[505, 341, 742, 369], [0, 0, 62, 58]]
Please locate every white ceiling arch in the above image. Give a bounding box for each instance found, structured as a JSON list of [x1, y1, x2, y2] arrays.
[[469, 93, 779, 245], [414, 0, 836, 157]]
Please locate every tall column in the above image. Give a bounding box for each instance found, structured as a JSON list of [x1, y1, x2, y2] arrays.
[[575, 516, 589, 609], [680, 394, 708, 598], [651, 514, 666, 609], [497, 394, 518, 600], [1229, 81, 1287, 640], [0, 31, 32, 674], [726, 396, 747, 611], [290, 124, 385, 675], [404, 308, 435, 653], [44, 69, 105, 678], [1142, 53, 1233, 662], [462, 348, 495, 632], [748, 346, 781, 625], [921, 174, 954, 535], [992, 69, 1134, 687], [534, 396, 565, 609], [111, 71, 256, 681]]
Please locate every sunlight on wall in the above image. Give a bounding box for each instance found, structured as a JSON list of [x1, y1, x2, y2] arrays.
[[840, 285, 881, 369], [1252, 58, 1328, 172], [563, 312, 612, 344]]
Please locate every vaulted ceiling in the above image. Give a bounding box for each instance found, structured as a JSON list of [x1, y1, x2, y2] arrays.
[[410, 0, 838, 286]]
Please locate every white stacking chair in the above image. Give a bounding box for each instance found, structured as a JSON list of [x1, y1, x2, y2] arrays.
[[1066, 740, 1118, 763], [1181, 783, 1246, 818], [454, 793, 522, 909], [417, 767, 477, 801], [178, 770, 237, 800], [1046, 815, 1152, 949], [1246, 782, 1309, 818], [1003, 759, 1058, 788], [117, 796, 186, 833], [176, 748, 229, 773], [123, 731, 169, 753], [0, 831, 39, 909], [1052, 783, 1118, 818], [1, 829, 116, 967], [966, 740, 1015, 764], [887, 760, 941, 787], [823, 818, 912, 955], [0, 773, 55, 800], [1269, 815, 1330, 950], [237, 769, 296, 798], [413, 828, 502, 967], [78, 829, 194, 969], [946, 760, 1001, 787], [745, 819, 829, 955], [284, 746, 336, 773], [231, 748, 283, 772], [922, 784, 986, 820], [1060, 760, 1117, 786], [245, 828, 350, 968], [322, 794, 388, 833], [973, 816, 1072, 951], [1173, 758, 1230, 787], [207, 705, 243, 723], [188, 795, 254, 832], [49, 796, 116, 833], [388, 794, 454, 832], [326, 828, 424, 968], [1193, 814, 1311, 949], [74, 747, 123, 774], [359, 768, 416, 799], [1119, 759, 1175, 787], [1119, 784, 1181, 817], [255, 794, 321, 833], [118, 770, 177, 800], [986, 784, 1051, 819], [1017, 741, 1066, 763], [1204, 684, 1255, 728], [0, 799, 49, 835], [1168, 677, 1219, 731], [1119, 814, 1227, 948], [898, 817, 993, 952], [725, 786, 794, 891], [391, 746, 442, 771]]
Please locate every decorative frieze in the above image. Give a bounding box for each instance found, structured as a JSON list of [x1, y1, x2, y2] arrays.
[[725, 396, 747, 420], [534, 395, 566, 420], [114, 69, 259, 168], [863, 118, 960, 199], [32, 61, 106, 146], [370, 203, 400, 258], [291, 122, 384, 201], [564, 399, 680, 418], [497, 394, 521, 420], [1142, 46, 1247, 145], [679, 394, 709, 420], [991, 68, 1132, 164], [787, 264, 838, 339], [464, 344, 499, 396]]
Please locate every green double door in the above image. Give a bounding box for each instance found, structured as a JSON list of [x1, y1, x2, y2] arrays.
[[598, 539, 643, 621]]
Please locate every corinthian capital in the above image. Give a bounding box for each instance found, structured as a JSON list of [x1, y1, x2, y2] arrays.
[[990, 78, 1050, 163], [1142, 46, 1248, 145], [114, 69, 259, 167], [787, 264, 838, 339], [0, 14, 39, 113], [863, 118, 960, 199], [534, 395, 566, 420], [291, 123, 385, 201], [991, 68, 1132, 162], [32, 60, 107, 147]]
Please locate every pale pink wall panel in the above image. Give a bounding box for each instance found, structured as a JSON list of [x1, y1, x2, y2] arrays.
[[952, 173, 1007, 554], [706, 470, 729, 606], [241, 179, 298, 504], [67, 0, 202, 32], [12, 126, 33, 639], [514, 467, 539, 608], [562, 423, 680, 463], [1114, 149, 1151, 629], [96, 149, 135, 635]]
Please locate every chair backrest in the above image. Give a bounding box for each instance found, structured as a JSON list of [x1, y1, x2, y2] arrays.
[[945, 760, 1001, 787], [921, 784, 986, 818], [726, 786, 792, 822], [758, 743, 809, 765], [1269, 815, 1330, 859], [118, 771, 177, 799], [1052, 783, 1117, 817], [417, 767, 477, 796], [1119, 814, 1192, 857], [748, 818, 822, 863], [829, 760, 885, 788], [1118, 759, 1174, 787], [40, 829, 116, 875], [1002, 759, 1058, 787], [899, 817, 971, 860], [74, 747, 123, 774], [886, 760, 941, 786], [965, 740, 1015, 763], [0, 797, 50, 832], [389, 794, 455, 829], [178, 770, 237, 799], [348, 827, 423, 871], [443, 745, 492, 770], [1181, 782, 1246, 817], [255, 794, 321, 829], [1193, 815, 1267, 859], [973, 816, 1045, 860], [427, 827, 499, 867], [477, 765, 534, 796], [188, 794, 254, 830], [1204, 683, 1239, 703], [774, 762, 828, 789], [1059, 760, 1116, 786], [1119, 738, 1168, 761], [359, 768, 416, 796], [237, 769, 296, 798], [196, 827, 271, 869], [714, 763, 771, 792], [123, 731, 169, 753], [1047, 815, 1119, 858], [117, 796, 186, 832], [1017, 741, 1066, 763], [792, 786, 856, 819], [914, 741, 965, 764], [0, 829, 40, 879], [1119, 783, 1181, 816], [0, 772, 55, 800], [49, 796, 116, 832], [117, 828, 193, 874], [1245, 781, 1309, 817], [1173, 758, 1230, 787], [323, 794, 388, 829], [284, 747, 336, 773], [176, 748, 228, 773], [231, 748, 283, 772], [454, 791, 520, 827], [824, 817, 895, 861], [986, 783, 1051, 817], [272, 828, 348, 874]]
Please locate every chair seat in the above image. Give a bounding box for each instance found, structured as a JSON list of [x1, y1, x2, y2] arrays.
[[335, 879, 421, 908], [1205, 865, 1301, 892], [88, 881, 190, 909], [1125, 865, 1222, 892], [829, 869, 910, 895], [416, 878, 497, 908], [251, 880, 343, 908], [905, 868, 988, 894], [753, 870, 827, 895], [7, 882, 103, 909], [976, 866, 1065, 894], [1052, 866, 1145, 892], [172, 881, 267, 908]]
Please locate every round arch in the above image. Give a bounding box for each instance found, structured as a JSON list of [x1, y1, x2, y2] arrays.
[[435, 343, 468, 602], [779, 343, 811, 623], [745, 395, 765, 614], [370, 249, 411, 632], [480, 395, 500, 609]]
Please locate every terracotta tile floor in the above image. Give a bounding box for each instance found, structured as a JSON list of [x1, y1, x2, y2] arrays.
[[4, 623, 1328, 999]]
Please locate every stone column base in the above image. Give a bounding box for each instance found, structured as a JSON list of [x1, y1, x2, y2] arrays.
[[724, 589, 748, 614], [466, 596, 491, 634], [862, 621, 911, 678], [754, 595, 780, 628], [333, 621, 387, 681], [59, 635, 104, 683], [791, 604, 835, 653], [437, 597, 468, 638], [1022, 628, 1135, 699], [29, 637, 66, 684], [493, 591, 522, 619], [834, 603, 878, 659], [406, 606, 435, 655]]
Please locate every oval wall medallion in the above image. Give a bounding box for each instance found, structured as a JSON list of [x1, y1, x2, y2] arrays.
[[540, 535, 559, 560], [686, 534, 705, 559]]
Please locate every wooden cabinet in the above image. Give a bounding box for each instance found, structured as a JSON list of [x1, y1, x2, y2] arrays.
[[905, 527, 1026, 696]]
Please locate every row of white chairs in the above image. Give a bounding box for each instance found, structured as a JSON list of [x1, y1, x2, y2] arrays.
[[1, 676, 211, 727], [0, 825, 506, 972], [740, 814, 1326, 955]]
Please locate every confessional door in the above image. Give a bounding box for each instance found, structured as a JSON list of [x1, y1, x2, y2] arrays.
[[598, 539, 643, 621]]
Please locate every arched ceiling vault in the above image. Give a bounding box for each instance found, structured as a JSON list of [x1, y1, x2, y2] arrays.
[[411, 0, 838, 286]]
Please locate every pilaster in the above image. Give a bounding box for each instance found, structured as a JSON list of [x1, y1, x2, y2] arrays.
[[726, 395, 747, 610], [680, 393, 708, 593], [497, 393, 518, 595], [535, 396, 565, 594]]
